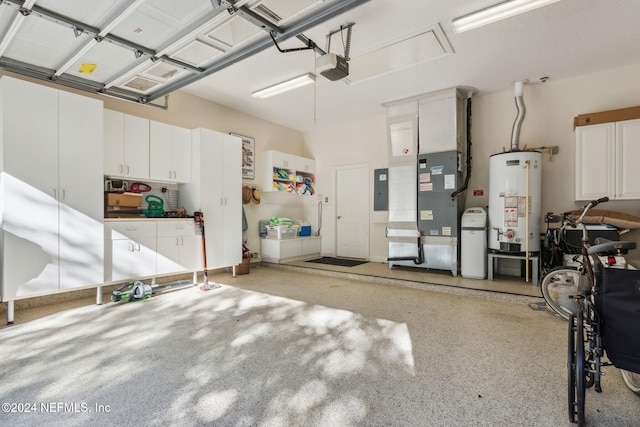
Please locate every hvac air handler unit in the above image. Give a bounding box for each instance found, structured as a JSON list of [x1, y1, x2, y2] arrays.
[[384, 87, 474, 276]]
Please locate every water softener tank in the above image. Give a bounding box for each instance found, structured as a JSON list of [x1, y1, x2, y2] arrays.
[[488, 150, 541, 253]]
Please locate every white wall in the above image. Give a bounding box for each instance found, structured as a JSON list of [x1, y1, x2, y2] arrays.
[[304, 63, 640, 263]]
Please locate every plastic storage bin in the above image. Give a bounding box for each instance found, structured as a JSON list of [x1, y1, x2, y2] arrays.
[[267, 225, 299, 239]]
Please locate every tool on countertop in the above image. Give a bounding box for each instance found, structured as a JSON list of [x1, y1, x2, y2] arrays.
[[143, 195, 165, 218], [110, 279, 194, 303]]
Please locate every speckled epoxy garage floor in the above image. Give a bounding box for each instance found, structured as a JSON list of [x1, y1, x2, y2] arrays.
[[1, 263, 639, 426]]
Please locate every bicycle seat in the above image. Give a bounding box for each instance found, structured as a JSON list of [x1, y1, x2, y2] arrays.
[[587, 240, 636, 255]]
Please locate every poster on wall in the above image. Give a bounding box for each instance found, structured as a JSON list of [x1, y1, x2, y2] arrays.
[[232, 133, 255, 179]]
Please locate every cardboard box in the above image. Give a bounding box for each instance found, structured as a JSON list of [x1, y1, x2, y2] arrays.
[[107, 192, 142, 208]]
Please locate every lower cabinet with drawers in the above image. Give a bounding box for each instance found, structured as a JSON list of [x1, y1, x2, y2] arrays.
[[105, 219, 202, 282]]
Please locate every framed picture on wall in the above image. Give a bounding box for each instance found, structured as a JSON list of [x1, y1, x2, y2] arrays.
[[232, 133, 255, 179]]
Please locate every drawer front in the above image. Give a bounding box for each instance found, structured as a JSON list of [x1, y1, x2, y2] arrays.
[[156, 220, 196, 237], [107, 221, 156, 239]]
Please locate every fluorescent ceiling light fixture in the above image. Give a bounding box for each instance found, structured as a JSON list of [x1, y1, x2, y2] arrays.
[[251, 73, 315, 99], [452, 0, 561, 33]]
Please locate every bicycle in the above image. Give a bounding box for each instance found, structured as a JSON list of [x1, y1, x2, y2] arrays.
[[543, 197, 640, 426], [541, 201, 635, 321]]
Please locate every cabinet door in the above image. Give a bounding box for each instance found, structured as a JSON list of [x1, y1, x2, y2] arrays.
[[302, 237, 321, 255], [58, 90, 104, 289], [124, 114, 149, 179], [172, 125, 192, 183], [156, 236, 184, 275], [222, 134, 242, 267], [104, 109, 125, 176], [296, 156, 315, 174], [271, 150, 296, 169], [149, 121, 173, 181], [112, 237, 157, 281], [615, 119, 640, 199], [1, 77, 59, 298], [156, 220, 200, 273], [575, 123, 614, 201]]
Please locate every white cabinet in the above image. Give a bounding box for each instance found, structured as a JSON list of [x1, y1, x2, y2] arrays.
[[181, 128, 242, 269], [156, 220, 201, 275], [575, 119, 640, 200], [261, 236, 321, 263], [106, 222, 157, 281], [0, 76, 104, 299], [149, 121, 192, 183], [262, 150, 316, 194], [296, 156, 315, 174], [103, 109, 150, 180], [105, 220, 200, 282]]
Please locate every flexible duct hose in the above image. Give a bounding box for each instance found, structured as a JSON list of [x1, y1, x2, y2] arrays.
[[510, 81, 526, 151]]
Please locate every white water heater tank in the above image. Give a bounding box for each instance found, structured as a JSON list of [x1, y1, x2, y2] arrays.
[[488, 151, 542, 253]]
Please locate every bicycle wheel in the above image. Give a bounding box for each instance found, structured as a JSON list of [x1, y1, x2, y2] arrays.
[[568, 313, 576, 423], [541, 267, 581, 320], [568, 309, 587, 426], [621, 370, 640, 395]]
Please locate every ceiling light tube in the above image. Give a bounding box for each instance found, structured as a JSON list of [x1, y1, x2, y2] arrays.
[[451, 0, 561, 34], [251, 73, 315, 99]]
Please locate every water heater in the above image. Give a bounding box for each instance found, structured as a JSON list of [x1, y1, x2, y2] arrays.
[[488, 150, 541, 253]]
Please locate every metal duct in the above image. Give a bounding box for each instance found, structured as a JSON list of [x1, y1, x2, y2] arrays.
[[510, 80, 526, 151]]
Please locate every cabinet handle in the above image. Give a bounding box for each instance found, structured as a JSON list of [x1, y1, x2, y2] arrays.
[[126, 165, 130, 175], [119, 164, 124, 174], [220, 198, 224, 206], [53, 188, 57, 200], [175, 237, 179, 246], [62, 189, 66, 200], [169, 171, 172, 179], [128, 242, 134, 252], [135, 243, 141, 251]]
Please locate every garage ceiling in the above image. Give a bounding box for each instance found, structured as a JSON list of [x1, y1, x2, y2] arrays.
[[2, 1, 640, 133]]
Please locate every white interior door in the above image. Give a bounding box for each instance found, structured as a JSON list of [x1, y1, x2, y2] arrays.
[[336, 164, 369, 259]]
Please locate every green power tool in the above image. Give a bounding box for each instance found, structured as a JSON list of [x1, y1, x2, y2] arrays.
[[143, 195, 164, 217]]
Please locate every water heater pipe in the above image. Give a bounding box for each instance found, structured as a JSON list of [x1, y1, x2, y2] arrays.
[[510, 80, 526, 151]]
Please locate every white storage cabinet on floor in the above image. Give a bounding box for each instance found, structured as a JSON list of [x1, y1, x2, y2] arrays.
[[181, 128, 242, 270], [105, 219, 200, 282], [0, 76, 104, 300], [261, 236, 321, 264]]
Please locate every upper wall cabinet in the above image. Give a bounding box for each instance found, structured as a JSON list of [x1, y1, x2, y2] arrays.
[[575, 118, 640, 200], [262, 150, 315, 194], [149, 120, 192, 183], [104, 109, 150, 180]]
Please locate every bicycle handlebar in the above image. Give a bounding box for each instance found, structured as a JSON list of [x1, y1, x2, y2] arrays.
[[583, 196, 609, 209]]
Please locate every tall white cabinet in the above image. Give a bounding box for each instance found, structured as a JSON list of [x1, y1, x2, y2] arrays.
[[181, 128, 242, 270], [0, 76, 104, 300], [575, 119, 640, 200]]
